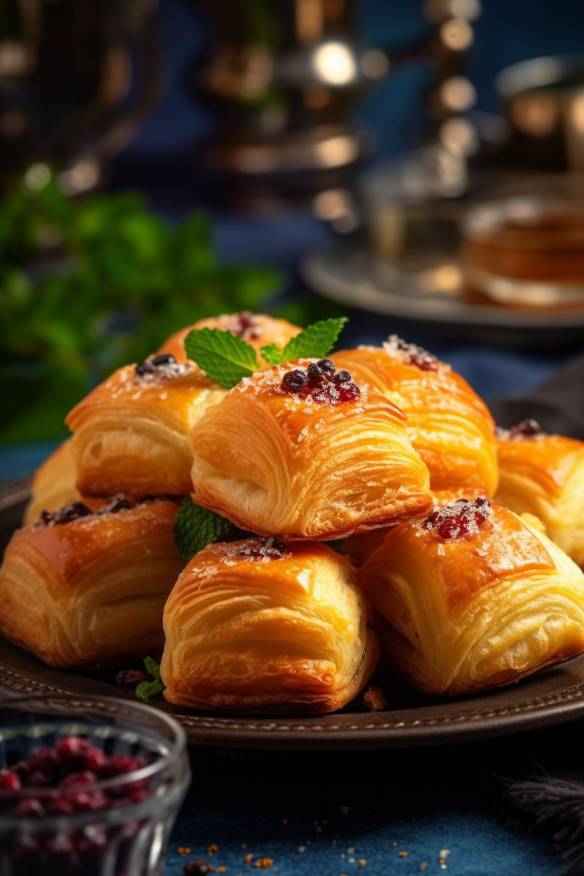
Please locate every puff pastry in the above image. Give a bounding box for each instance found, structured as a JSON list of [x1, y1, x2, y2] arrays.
[[495, 421, 584, 567], [0, 498, 183, 668], [189, 359, 432, 540], [360, 496, 584, 696], [66, 357, 226, 497], [161, 537, 378, 713], [157, 312, 301, 365], [24, 440, 79, 525], [333, 337, 498, 496]]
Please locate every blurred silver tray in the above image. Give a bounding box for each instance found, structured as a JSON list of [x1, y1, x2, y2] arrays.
[[303, 240, 584, 346]]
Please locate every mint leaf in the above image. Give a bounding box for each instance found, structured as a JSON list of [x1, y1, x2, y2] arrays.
[[174, 497, 234, 561], [281, 317, 347, 362], [184, 327, 259, 389], [135, 679, 164, 702], [135, 656, 165, 702], [259, 317, 348, 365], [143, 656, 161, 680], [260, 343, 283, 366]]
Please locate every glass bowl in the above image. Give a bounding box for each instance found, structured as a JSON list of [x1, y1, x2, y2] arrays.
[[0, 695, 190, 876]]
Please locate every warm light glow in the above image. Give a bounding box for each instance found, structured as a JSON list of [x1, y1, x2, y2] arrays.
[[512, 95, 557, 137], [312, 41, 357, 86], [439, 76, 476, 112], [440, 18, 474, 51], [440, 118, 478, 154]]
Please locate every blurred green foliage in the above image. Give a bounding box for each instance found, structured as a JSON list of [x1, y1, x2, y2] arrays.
[[0, 172, 290, 443]]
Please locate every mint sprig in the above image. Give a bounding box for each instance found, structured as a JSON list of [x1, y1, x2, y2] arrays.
[[174, 496, 242, 561], [184, 327, 259, 389], [260, 317, 348, 365], [135, 657, 165, 702], [183, 317, 349, 389]]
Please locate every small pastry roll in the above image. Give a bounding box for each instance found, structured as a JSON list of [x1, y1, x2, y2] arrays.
[[66, 356, 226, 497], [0, 497, 183, 668], [495, 420, 584, 567], [332, 337, 498, 496], [189, 359, 432, 540], [161, 537, 378, 713], [157, 312, 301, 365], [24, 440, 79, 525], [361, 497, 584, 696]]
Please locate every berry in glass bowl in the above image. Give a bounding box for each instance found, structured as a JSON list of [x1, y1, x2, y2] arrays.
[[0, 695, 190, 876]]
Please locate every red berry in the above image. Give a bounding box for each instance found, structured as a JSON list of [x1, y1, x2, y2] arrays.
[[56, 736, 91, 765], [84, 747, 108, 772], [0, 769, 21, 791], [60, 770, 97, 789], [77, 825, 107, 854], [46, 796, 75, 815], [100, 755, 144, 778], [16, 797, 45, 817], [67, 790, 107, 812], [29, 745, 59, 774]]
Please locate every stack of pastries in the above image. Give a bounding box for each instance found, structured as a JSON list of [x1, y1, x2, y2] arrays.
[[2, 312, 584, 715]]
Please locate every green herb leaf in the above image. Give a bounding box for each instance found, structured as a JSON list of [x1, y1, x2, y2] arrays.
[[143, 656, 161, 680], [280, 317, 348, 363], [135, 656, 165, 702], [135, 679, 164, 702], [183, 327, 259, 389], [260, 343, 284, 366], [174, 497, 235, 561], [259, 317, 348, 366]]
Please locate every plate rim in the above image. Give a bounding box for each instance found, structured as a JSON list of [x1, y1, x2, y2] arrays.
[[3, 478, 584, 750], [302, 241, 584, 333]]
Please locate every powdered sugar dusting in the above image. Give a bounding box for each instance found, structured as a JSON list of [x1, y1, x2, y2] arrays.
[[383, 335, 440, 372], [422, 497, 492, 541]]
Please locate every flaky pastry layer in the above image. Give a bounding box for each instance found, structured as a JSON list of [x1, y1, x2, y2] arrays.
[[161, 540, 378, 713], [360, 503, 584, 695], [332, 345, 498, 496], [189, 360, 432, 540]]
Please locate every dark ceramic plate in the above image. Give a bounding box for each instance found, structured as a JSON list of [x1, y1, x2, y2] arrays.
[[3, 479, 584, 750]]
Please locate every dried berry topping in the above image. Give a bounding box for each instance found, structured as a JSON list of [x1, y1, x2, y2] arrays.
[[235, 537, 288, 561], [280, 362, 361, 405], [423, 497, 492, 541], [99, 496, 133, 515], [385, 335, 439, 371], [115, 669, 147, 687], [38, 502, 92, 527], [135, 353, 190, 379], [508, 418, 543, 439], [282, 369, 308, 392], [231, 311, 261, 340]]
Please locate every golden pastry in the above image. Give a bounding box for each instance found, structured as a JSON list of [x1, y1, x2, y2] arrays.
[[157, 312, 301, 365], [161, 537, 378, 713], [343, 487, 488, 566], [332, 337, 498, 496], [66, 356, 226, 497], [24, 440, 79, 525], [189, 359, 432, 540], [0, 497, 183, 668], [360, 496, 584, 696], [495, 419, 584, 566]]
